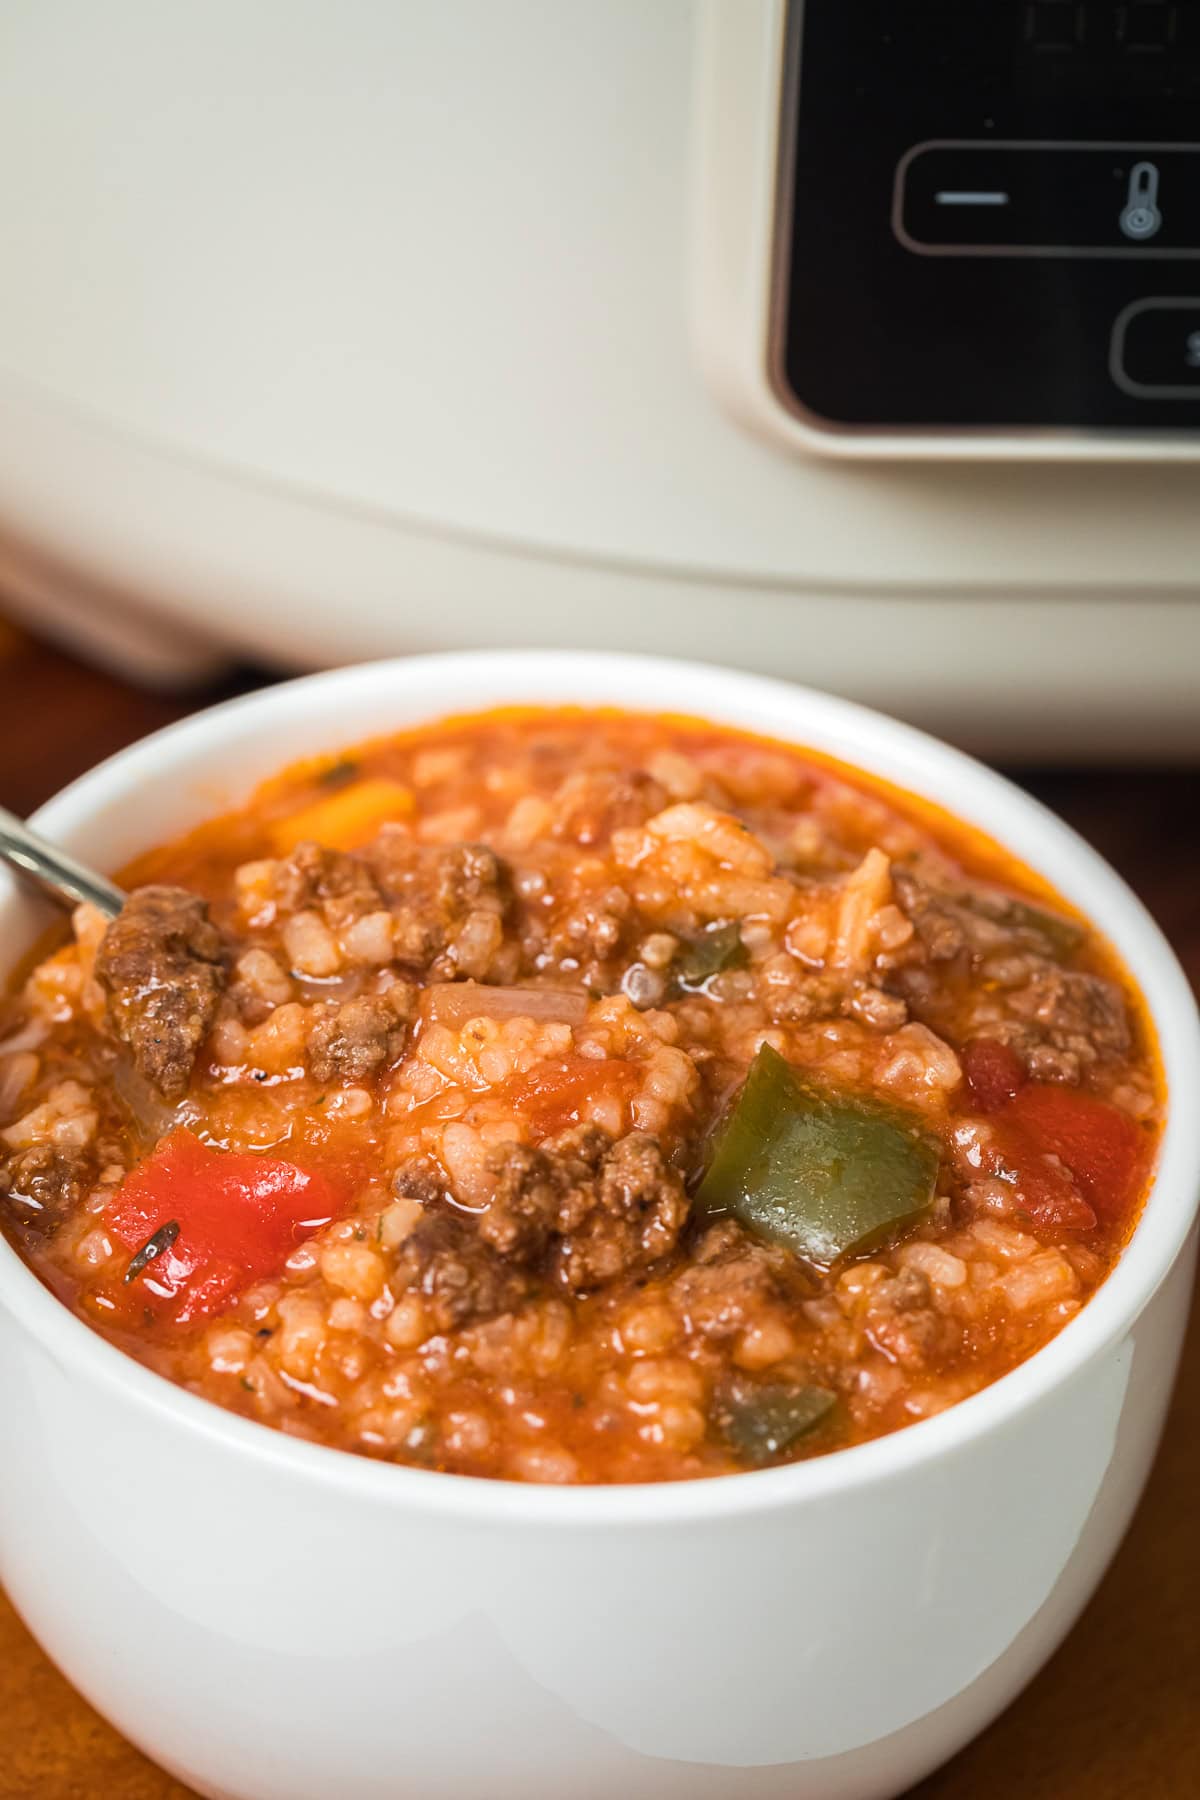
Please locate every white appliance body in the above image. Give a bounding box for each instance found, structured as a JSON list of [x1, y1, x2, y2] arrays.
[[0, 0, 1197, 753]]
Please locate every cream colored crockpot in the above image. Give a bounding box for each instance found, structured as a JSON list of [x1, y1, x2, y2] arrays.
[[1, 652, 1197, 1800]]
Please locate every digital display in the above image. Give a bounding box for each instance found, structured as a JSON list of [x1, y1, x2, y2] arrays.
[[778, 0, 1200, 433], [1021, 1, 1200, 95]]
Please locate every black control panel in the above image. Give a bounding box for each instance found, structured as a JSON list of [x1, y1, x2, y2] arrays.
[[775, 1, 1200, 432]]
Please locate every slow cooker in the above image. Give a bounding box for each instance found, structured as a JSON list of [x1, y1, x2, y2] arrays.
[[0, 0, 1197, 753]]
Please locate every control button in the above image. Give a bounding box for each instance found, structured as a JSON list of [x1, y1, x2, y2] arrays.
[[1119, 162, 1163, 241], [1111, 299, 1200, 397], [894, 140, 1200, 258]]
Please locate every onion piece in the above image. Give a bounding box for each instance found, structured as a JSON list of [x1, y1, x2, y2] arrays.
[[0, 1019, 50, 1056], [0, 1051, 39, 1118], [421, 983, 589, 1029], [111, 1055, 186, 1147]]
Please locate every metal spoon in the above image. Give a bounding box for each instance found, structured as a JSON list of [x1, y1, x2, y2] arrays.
[[0, 811, 182, 1142], [0, 805, 125, 919]]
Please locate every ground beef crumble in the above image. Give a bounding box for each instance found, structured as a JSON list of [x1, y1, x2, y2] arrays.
[[671, 1221, 798, 1341], [273, 841, 383, 927], [861, 1268, 957, 1371], [308, 990, 415, 1084], [369, 841, 511, 973], [0, 1143, 93, 1235], [891, 868, 969, 963], [93, 885, 227, 1100], [891, 866, 1131, 1085], [482, 1126, 690, 1294], [394, 1211, 535, 1335], [389, 1127, 691, 1325], [1007, 967, 1131, 1059]]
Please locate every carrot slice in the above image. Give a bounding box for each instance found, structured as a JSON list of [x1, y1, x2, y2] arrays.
[[270, 778, 414, 853]]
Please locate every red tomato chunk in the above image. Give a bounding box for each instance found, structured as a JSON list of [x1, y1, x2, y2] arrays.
[[1006, 1082, 1145, 1226], [104, 1131, 344, 1325]]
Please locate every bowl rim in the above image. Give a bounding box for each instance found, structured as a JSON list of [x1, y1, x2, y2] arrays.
[[1, 647, 1197, 1528]]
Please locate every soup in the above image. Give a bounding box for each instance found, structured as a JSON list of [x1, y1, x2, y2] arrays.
[[0, 710, 1160, 1483]]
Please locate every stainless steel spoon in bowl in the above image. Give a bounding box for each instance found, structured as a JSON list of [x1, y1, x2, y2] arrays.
[[0, 810, 184, 1139], [0, 804, 125, 919]]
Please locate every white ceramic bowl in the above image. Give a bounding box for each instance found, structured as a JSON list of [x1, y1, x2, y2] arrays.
[[1, 653, 1197, 1800]]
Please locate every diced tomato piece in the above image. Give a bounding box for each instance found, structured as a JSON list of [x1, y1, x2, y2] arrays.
[[984, 1114, 1098, 1232], [391, 1056, 641, 1153], [1007, 1083, 1145, 1224], [505, 1056, 641, 1136], [963, 1051, 1146, 1234], [962, 1038, 1026, 1112], [104, 1130, 345, 1325]]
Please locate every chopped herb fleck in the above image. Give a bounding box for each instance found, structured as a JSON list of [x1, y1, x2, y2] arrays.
[[124, 1219, 180, 1283], [318, 757, 361, 788]]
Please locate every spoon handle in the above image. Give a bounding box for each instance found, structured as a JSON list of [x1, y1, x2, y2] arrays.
[[0, 806, 125, 919]]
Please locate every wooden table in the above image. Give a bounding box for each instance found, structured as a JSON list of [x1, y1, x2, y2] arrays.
[[1, 625, 1196, 1800]]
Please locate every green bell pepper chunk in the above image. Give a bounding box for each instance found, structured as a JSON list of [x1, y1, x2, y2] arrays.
[[960, 886, 1084, 958], [714, 1381, 837, 1465], [675, 922, 748, 990], [696, 1045, 939, 1267]]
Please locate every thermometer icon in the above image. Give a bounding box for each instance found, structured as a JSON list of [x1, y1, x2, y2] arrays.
[[1120, 162, 1162, 241]]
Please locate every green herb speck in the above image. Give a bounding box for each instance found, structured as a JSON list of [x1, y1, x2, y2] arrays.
[[318, 758, 361, 788], [124, 1219, 180, 1284]]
